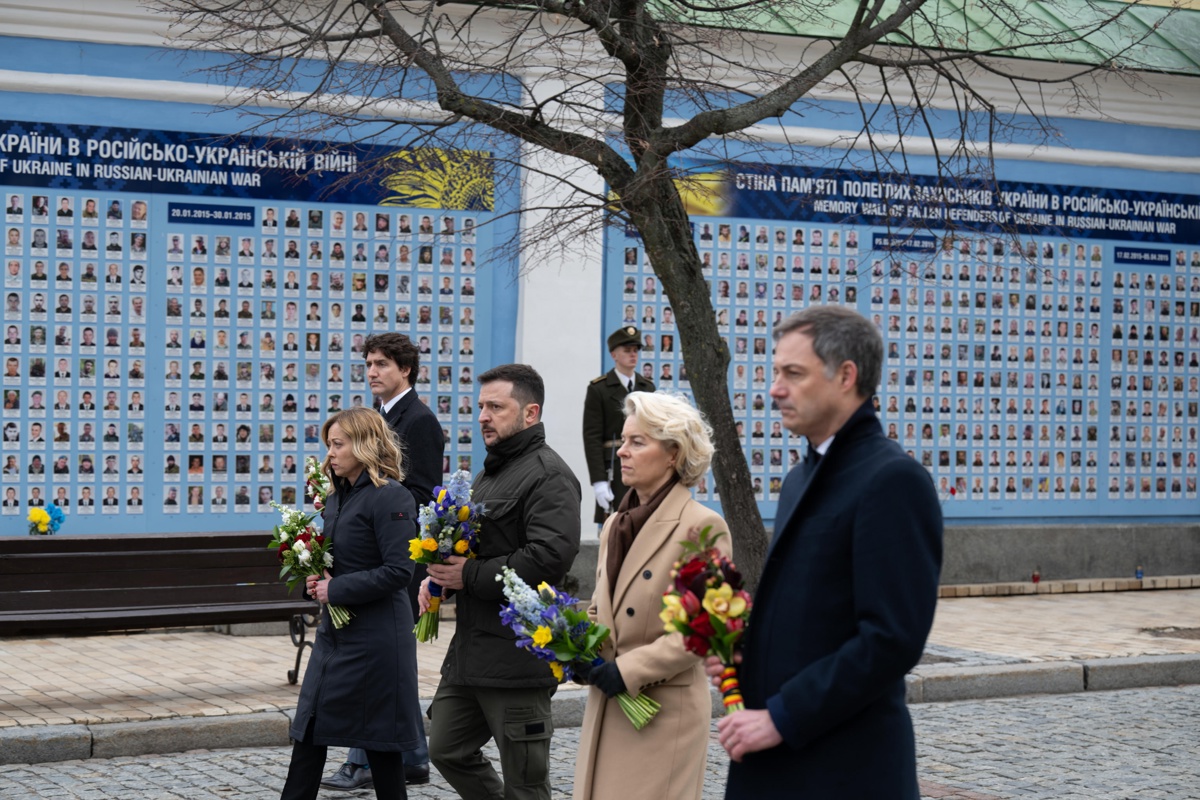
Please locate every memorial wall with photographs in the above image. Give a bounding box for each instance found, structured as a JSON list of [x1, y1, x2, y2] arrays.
[[0, 120, 498, 531], [610, 163, 1200, 519]]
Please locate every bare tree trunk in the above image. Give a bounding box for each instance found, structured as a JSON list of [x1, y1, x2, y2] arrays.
[[623, 175, 768, 588]]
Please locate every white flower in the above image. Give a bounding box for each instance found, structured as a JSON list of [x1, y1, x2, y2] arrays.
[[498, 567, 546, 628], [292, 540, 306, 554], [278, 530, 290, 543], [323, 552, 334, 567], [298, 549, 312, 565]]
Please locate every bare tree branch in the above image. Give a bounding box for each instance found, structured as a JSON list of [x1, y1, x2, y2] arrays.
[[153, 0, 1179, 586]]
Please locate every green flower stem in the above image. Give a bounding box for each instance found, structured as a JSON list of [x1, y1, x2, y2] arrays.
[[326, 603, 353, 629], [414, 609, 440, 642], [615, 690, 662, 731]]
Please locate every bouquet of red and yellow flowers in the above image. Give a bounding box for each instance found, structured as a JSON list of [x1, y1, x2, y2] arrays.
[[409, 470, 482, 642], [661, 527, 751, 713], [497, 567, 661, 730]]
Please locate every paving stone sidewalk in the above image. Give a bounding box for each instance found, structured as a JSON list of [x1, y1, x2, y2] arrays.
[[2, 589, 1198, 765]]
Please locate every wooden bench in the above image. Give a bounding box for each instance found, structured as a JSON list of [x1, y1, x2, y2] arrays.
[[0, 531, 319, 683]]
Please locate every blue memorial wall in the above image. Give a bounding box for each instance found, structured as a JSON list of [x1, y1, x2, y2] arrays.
[[608, 161, 1200, 521], [0, 112, 515, 532]]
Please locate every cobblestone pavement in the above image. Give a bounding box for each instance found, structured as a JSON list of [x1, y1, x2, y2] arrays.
[[2, 686, 1196, 799]]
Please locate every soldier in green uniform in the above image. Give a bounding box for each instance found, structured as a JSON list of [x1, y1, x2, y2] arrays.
[[583, 325, 655, 523]]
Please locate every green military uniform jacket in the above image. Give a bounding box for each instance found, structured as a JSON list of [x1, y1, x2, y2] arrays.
[[582, 369, 656, 523]]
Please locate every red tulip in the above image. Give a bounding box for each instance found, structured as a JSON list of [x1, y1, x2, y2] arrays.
[[680, 590, 701, 616], [689, 611, 715, 637]]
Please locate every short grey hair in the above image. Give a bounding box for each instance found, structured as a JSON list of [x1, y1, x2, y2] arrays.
[[623, 392, 714, 487], [774, 306, 882, 398]]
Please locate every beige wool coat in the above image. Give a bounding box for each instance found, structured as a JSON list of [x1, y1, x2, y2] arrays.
[[572, 483, 732, 800]]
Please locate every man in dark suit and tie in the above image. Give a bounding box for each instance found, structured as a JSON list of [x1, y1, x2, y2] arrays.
[[711, 306, 942, 798], [321, 331, 444, 792]]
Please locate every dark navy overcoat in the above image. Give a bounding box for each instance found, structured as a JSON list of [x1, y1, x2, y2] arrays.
[[290, 472, 421, 752], [727, 402, 943, 798]]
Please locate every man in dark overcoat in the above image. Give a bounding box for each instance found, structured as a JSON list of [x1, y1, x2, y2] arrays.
[[712, 306, 943, 798], [582, 326, 654, 522], [322, 332, 444, 792]]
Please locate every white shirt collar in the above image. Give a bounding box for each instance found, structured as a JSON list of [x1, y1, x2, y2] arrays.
[[380, 386, 412, 415], [614, 369, 635, 386], [814, 435, 834, 456]]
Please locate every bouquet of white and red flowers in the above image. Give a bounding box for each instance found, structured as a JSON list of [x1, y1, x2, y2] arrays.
[[409, 470, 483, 642], [304, 455, 331, 510], [497, 567, 661, 730], [661, 527, 751, 714], [268, 455, 350, 633]]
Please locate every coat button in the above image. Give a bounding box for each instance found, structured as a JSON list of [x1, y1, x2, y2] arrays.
[[625, 607, 635, 617], [642, 570, 652, 580]]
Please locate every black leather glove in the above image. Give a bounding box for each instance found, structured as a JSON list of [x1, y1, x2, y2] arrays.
[[590, 660, 626, 698], [572, 659, 598, 685]]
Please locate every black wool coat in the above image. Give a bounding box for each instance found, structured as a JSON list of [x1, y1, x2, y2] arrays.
[[726, 402, 943, 799], [381, 389, 444, 507], [290, 472, 422, 752]]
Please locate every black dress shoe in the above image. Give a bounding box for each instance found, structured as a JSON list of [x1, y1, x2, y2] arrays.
[[404, 764, 430, 785], [321, 763, 373, 791]]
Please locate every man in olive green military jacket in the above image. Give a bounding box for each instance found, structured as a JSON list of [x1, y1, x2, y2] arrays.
[[582, 325, 655, 523]]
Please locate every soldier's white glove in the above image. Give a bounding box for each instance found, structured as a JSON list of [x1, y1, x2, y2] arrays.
[[592, 481, 614, 508]]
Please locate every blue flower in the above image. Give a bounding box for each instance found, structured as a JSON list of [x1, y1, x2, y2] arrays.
[[444, 469, 473, 504], [47, 503, 65, 532]]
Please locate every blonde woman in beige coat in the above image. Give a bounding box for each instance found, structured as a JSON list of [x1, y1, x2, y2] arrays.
[[572, 392, 732, 800]]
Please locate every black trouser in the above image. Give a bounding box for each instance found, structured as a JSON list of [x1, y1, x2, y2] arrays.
[[281, 718, 408, 800]]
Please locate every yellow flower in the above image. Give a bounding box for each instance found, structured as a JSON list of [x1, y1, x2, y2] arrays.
[[548, 661, 564, 681], [532, 626, 553, 648], [421, 538, 438, 552], [660, 594, 687, 632], [38, 522, 48, 532], [408, 538, 425, 560], [453, 539, 470, 554], [457, 505, 471, 522], [437, 489, 447, 503], [28, 508, 49, 525], [537, 581, 555, 599], [702, 584, 746, 622]]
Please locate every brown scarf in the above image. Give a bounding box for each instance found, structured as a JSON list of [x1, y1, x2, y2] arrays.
[[607, 474, 679, 600]]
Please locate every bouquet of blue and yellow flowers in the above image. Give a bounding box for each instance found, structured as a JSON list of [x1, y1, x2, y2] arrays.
[[409, 470, 483, 642], [28, 504, 64, 535], [497, 567, 661, 730]]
